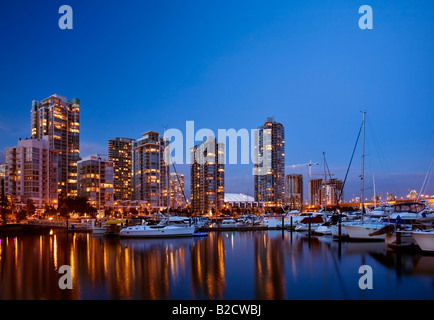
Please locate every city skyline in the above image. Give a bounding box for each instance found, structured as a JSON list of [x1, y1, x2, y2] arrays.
[[0, 1, 433, 202]]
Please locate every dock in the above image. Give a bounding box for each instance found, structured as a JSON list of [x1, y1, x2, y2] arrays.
[[196, 225, 295, 232], [0, 219, 93, 234]]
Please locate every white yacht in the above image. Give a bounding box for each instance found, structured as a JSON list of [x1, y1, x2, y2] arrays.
[[119, 217, 195, 238], [294, 215, 325, 232], [119, 224, 195, 238], [220, 219, 237, 227], [411, 229, 434, 252], [344, 202, 428, 241]]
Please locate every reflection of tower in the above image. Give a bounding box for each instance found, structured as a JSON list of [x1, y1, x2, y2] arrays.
[[254, 233, 285, 299], [190, 232, 226, 299]]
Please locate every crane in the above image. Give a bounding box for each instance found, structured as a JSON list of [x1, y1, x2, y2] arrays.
[[286, 160, 319, 180]]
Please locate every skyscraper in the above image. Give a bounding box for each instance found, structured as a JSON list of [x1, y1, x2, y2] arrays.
[[132, 131, 169, 208], [4, 136, 58, 209], [77, 154, 114, 210], [31, 94, 80, 198], [285, 174, 303, 210], [108, 137, 134, 201], [190, 137, 225, 214], [254, 117, 285, 208]]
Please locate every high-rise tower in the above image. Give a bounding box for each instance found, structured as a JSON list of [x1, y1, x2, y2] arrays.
[[132, 131, 169, 208], [31, 94, 80, 197], [253, 117, 285, 208], [108, 137, 134, 201], [190, 137, 225, 214]]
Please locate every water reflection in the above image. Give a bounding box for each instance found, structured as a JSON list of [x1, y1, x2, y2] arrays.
[[0, 230, 433, 300], [254, 232, 285, 299], [191, 233, 225, 300]]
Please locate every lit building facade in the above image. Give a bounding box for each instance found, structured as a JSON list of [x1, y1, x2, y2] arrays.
[[132, 131, 169, 209], [169, 172, 185, 210], [0, 164, 5, 197], [190, 137, 225, 214], [4, 137, 58, 209], [108, 137, 134, 201], [308, 178, 323, 206], [77, 154, 114, 209], [254, 117, 285, 207], [285, 174, 303, 210], [224, 193, 264, 209], [309, 178, 343, 207], [31, 94, 80, 197]]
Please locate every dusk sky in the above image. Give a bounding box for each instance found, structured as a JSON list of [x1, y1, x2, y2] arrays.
[[1, 0, 433, 202]]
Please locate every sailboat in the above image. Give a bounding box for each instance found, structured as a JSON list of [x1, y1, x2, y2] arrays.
[[344, 113, 430, 241], [343, 112, 389, 240]]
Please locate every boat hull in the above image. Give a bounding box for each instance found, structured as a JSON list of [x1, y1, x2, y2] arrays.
[[412, 231, 434, 252], [92, 228, 106, 234], [295, 223, 322, 232], [315, 225, 332, 235], [344, 224, 386, 241]]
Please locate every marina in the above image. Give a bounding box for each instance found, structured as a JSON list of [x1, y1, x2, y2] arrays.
[[0, 227, 433, 300]]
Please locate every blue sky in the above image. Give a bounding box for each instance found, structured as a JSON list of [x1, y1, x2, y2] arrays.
[[0, 0, 433, 201]]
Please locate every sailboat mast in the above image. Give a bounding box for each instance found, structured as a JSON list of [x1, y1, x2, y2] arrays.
[[373, 173, 376, 208], [361, 111, 366, 214]]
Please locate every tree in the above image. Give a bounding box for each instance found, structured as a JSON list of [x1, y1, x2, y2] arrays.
[[58, 196, 97, 217], [43, 204, 57, 218], [26, 199, 36, 217], [16, 209, 27, 221], [59, 203, 70, 218]]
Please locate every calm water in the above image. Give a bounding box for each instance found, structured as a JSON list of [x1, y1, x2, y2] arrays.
[[0, 229, 433, 300]]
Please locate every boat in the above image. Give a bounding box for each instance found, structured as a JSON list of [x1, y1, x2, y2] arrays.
[[166, 216, 192, 226], [343, 222, 388, 241], [316, 213, 354, 236], [344, 202, 430, 241], [339, 113, 427, 241], [263, 217, 283, 228], [92, 226, 106, 234], [315, 221, 333, 235], [104, 219, 127, 236], [294, 215, 324, 232], [411, 229, 434, 252], [330, 224, 349, 239], [367, 203, 393, 218], [84, 219, 107, 234], [220, 219, 237, 227], [119, 223, 195, 238]]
